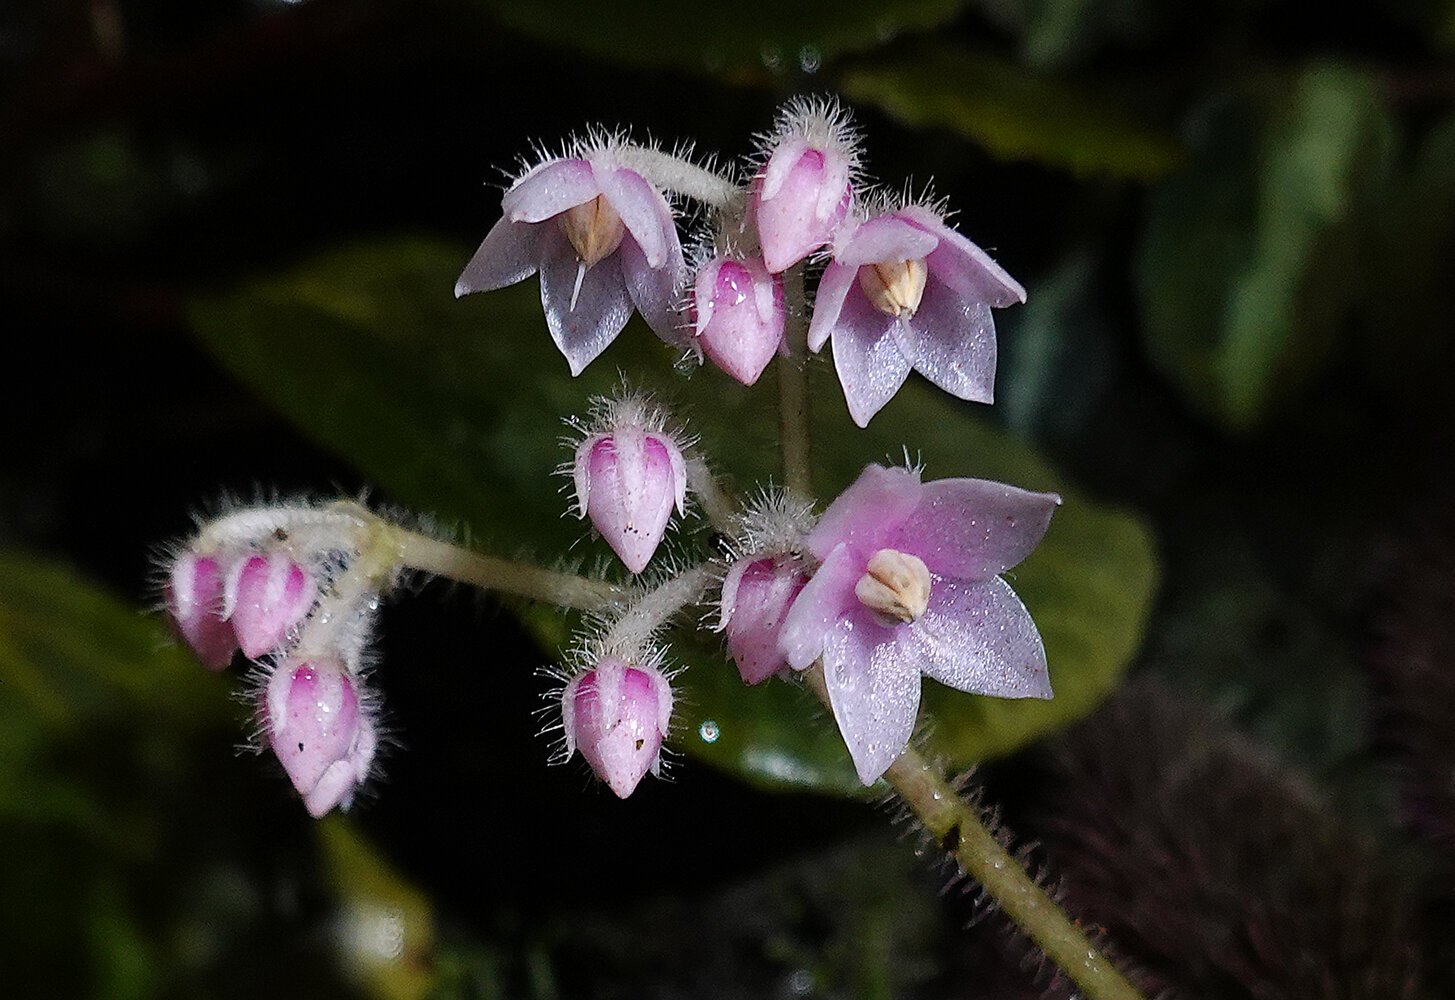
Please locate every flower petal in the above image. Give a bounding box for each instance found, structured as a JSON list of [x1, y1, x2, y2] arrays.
[[906, 575, 1052, 699], [888, 478, 1060, 580], [502, 158, 601, 224], [900, 205, 1026, 307], [897, 278, 997, 404], [537, 226, 633, 376], [455, 218, 539, 297], [835, 214, 939, 268], [595, 165, 675, 270], [778, 542, 863, 671], [805, 464, 923, 561], [619, 229, 688, 349], [828, 288, 913, 427], [821, 608, 921, 784], [806, 259, 855, 352]]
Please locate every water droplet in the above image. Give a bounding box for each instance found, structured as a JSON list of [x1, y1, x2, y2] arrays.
[[798, 44, 821, 74], [698, 720, 720, 743]]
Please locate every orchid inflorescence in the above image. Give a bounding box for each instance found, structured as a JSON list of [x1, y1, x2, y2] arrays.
[[161, 97, 1057, 813]]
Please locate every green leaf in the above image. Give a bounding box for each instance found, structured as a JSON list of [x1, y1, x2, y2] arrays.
[[838, 43, 1184, 179], [1135, 63, 1393, 431], [187, 237, 1158, 794], [469, 0, 968, 75]]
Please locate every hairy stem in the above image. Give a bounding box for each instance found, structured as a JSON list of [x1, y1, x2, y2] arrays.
[[613, 145, 739, 209], [603, 563, 713, 654], [685, 454, 738, 535], [778, 263, 812, 500], [802, 665, 1147, 1000]]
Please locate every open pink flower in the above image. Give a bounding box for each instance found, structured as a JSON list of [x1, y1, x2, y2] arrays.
[[808, 205, 1026, 427], [456, 152, 686, 375], [779, 465, 1058, 785]]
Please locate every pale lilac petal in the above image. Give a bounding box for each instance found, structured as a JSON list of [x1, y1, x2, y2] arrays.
[[537, 226, 633, 376], [595, 166, 673, 269], [821, 608, 921, 784], [619, 233, 688, 349], [897, 278, 997, 404], [806, 259, 855, 353], [828, 288, 914, 428], [778, 543, 863, 671], [805, 464, 923, 561], [900, 205, 1026, 307], [759, 137, 809, 201], [835, 215, 939, 268], [502, 158, 600, 223], [888, 479, 1060, 580], [455, 217, 539, 297], [720, 556, 807, 685], [906, 576, 1052, 699]]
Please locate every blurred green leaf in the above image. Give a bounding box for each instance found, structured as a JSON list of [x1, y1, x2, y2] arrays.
[[470, 0, 968, 75], [319, 816, 438, 1000], [1136, 63, 1393, 431], [839, 43, 1184, 179], [187, 237, 1157, 794]]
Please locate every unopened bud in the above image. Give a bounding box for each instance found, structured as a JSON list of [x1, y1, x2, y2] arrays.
[[226, 553, 318, 659], [166, 553, 239, 670], [854, 548, 931, 626], [693, 256, 786, 387], [265, 658, 377, 818], [558, 194, 626, 269], [561, 656, 672, 798], [573, 424, 687, 574], [858, 258, 928, 318], [719, 555, 808, 684]]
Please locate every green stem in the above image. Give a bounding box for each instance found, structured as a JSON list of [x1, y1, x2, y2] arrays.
[[802, 665, 1146, 1000], [684, 455, 738, 535], [778, 263, 812, 500]]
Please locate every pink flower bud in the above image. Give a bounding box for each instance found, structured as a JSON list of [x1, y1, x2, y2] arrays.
[[166, 553, 239, 670], [752, 138, 852, 273], [718, 555, 808, 685], [692, 256, 786, 387], [561, 656, 672, 798], [573, 425, 687, 574], [225, 553, 318, 659], [265, 659, 377, 818]]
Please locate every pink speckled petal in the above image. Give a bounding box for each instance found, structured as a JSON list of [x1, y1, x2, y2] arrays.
[[827, 287, 913, 427], [806, 259, 855, 352], [888, 478, 1060, 580], [899, 205, 1026, 307], [455, 217, 539, 297], [537, 225, 633, 376], [805, 464, 923, 561], [502, 158, 600, 223], [906, 576, 1052, 700], [835, 214, 939, 268], [778, 542, 864, 671], [896, 277, 998, 404], [595, 166, 673, 269], [821, 608, 921, 785]]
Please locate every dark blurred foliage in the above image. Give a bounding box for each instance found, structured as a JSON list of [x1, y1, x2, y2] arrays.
[[3, 0, 1455, 997]]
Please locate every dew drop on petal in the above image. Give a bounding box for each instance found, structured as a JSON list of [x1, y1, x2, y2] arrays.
[[698, 720, 720, 744]]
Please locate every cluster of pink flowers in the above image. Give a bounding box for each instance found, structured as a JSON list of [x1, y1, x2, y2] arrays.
[[457, 100, 1025, 426], [164, 507, 382, 817], [163, 99, 1058, 814]]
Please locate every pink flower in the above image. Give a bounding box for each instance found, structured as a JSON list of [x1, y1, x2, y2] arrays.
[[455, 152, 686, 375], [264, 658, 378, 817], [561, 656, 672, 798], [808, 205, 1026, 427], [779, 465, 1059, 785], [751, 139, 853, 274], [166, 553, 240, 670], [224, 553, 318, 660], [572, 414, 687, 575], [718, 554, 809, 685], [692, 256, 786, 386]]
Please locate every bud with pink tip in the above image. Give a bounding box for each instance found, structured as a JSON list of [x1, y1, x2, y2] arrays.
[[692, 256, 786, 386], [561, 655, 672, 798], [166, 552, 239, 670], [264, 658, 378, 818], [750, 99, 859, 274], [225, 553, 319, 659], [571, 397, 688, 575], [718, 555, 809, 685]]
